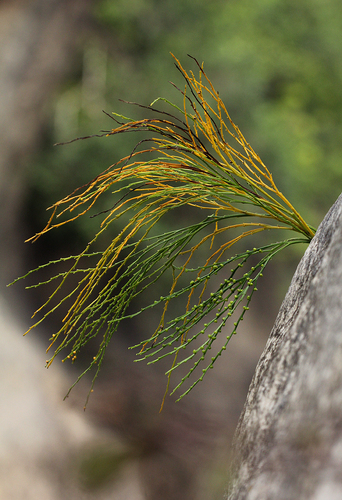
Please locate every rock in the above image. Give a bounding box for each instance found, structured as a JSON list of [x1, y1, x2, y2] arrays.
[[0, 295, 143, 500], [227, 194, 342, 500]]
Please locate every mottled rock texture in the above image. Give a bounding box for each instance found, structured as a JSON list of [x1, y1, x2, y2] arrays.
[[227, 194, 342, 500]]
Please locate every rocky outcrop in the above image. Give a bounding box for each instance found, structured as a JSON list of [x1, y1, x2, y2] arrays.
[[227, 194, 342, 500]]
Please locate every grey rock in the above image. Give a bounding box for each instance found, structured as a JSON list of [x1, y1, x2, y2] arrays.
[[227, 194, 342, 500]]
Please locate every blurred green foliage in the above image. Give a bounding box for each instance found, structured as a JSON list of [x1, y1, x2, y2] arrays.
[[26, 0, 342, 243]]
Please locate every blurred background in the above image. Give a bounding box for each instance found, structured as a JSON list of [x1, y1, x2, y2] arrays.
[[1, 0, 342, 498]]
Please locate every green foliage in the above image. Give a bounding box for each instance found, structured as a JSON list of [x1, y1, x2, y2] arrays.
[[11, 57, 315, 408], [29, 0, 342, 241]]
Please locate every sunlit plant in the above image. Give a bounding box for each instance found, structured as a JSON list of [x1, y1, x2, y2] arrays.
[[10, 55, 315, 409]]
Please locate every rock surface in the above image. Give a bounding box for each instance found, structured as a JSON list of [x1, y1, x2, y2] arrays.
[[227, 194, 342, 500], [0, 295, 144, 500]]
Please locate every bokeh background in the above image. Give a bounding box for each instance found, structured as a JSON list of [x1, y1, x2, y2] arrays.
[[1, 1, 342, 498]]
